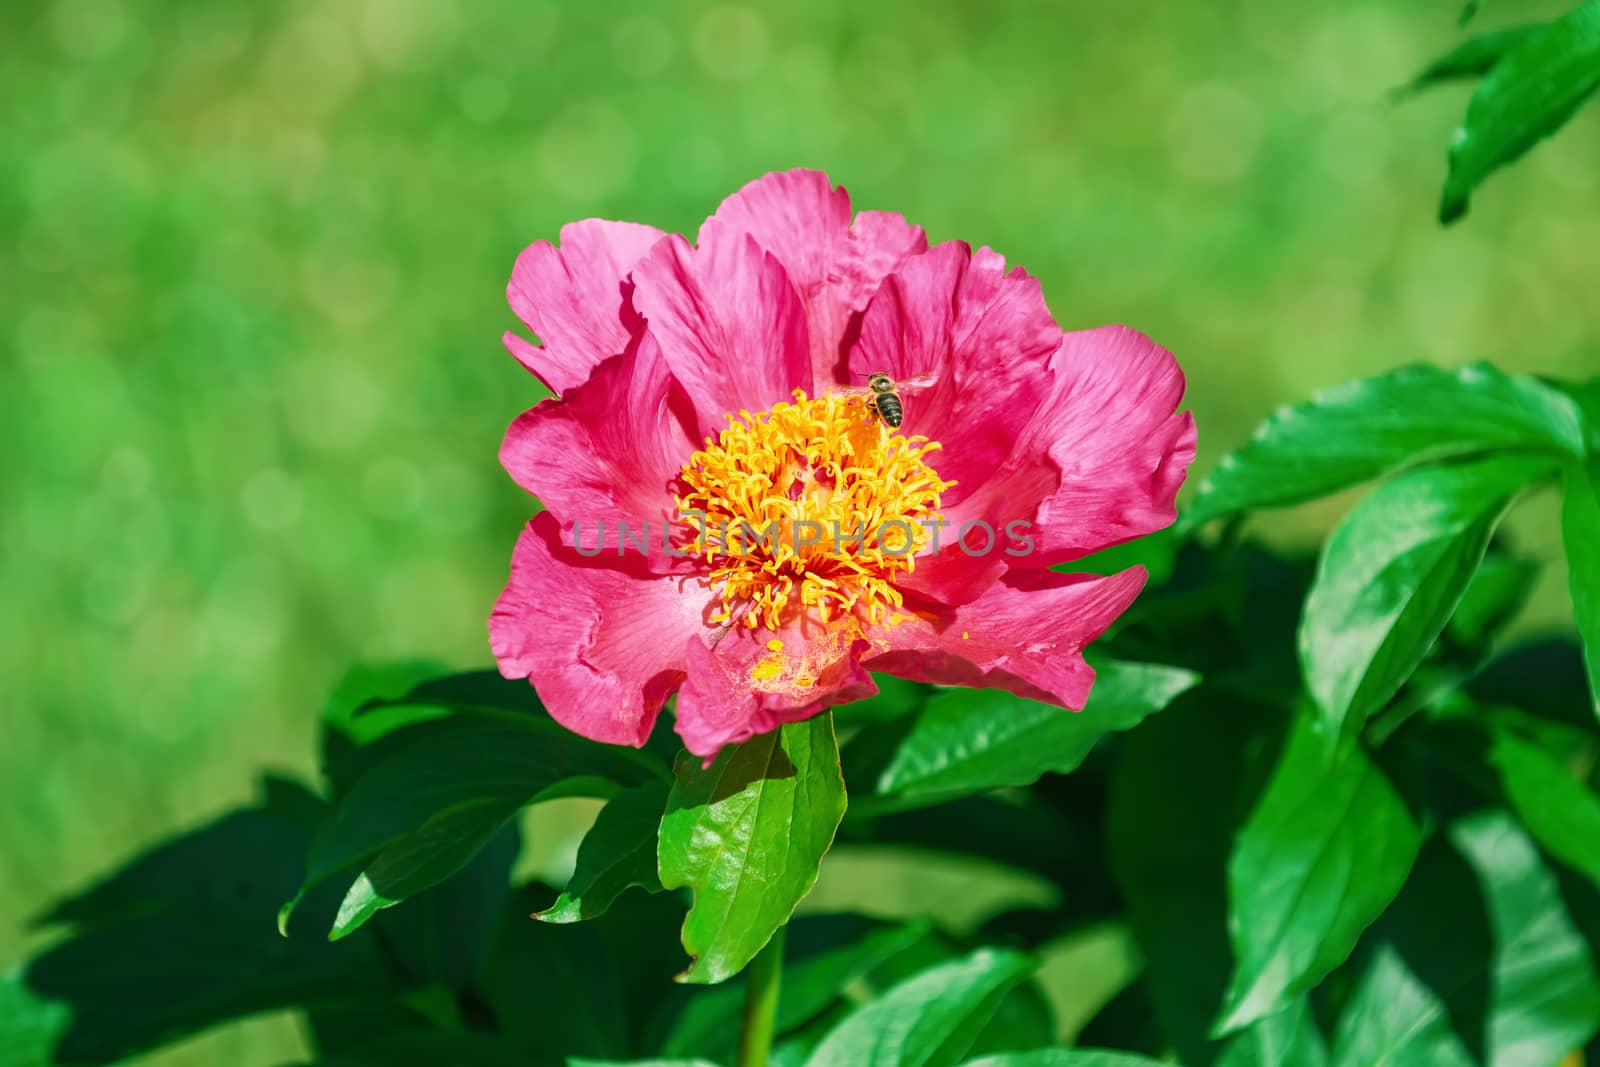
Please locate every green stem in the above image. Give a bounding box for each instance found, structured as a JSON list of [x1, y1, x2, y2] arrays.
[[736, 925, 786, 1067]]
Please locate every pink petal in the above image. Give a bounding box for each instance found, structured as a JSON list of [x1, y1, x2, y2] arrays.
[[630, 231, 812, 438], [499, 333, 697, 564], [700, 169, 927, 385], [674, 620, 877, 758], [849, 242, 1063, 500], [868, 566, 1148, 709], [946, 326, 1195, 568], [506, 219, 666, 396], [489, 513, 711, 747]]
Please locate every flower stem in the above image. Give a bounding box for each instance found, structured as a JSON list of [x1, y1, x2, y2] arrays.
[[736, 925, 786, 1067]]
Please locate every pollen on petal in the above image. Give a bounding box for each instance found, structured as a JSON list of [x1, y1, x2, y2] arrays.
[[751, 655, 785, 682], [766, 638, 784, 652]]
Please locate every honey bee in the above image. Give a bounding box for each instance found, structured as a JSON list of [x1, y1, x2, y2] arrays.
[[832, 372, 938, 429]]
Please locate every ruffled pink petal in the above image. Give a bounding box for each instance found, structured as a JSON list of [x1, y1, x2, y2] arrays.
[[489, 513, 711, 747], [867, 566, 1147, 708], [849, 242, 1063, 499], [699, 169, 928, 385], [674, 619, 876, 758], [630, 232, 813, 438], [505, 218, 666, 396], [499, 333, 696, 564], [943, 326, 1195, 568]]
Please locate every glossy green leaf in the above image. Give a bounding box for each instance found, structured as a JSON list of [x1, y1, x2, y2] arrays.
[[1445, 552, 1539, 649], [537, 781, 669, 924], [1487, 728, 1600, 888], [285, 715, 660, 937], [960, 1052, 1174, 1067], [1331, 810, 1600, 1066], [1186, 363, 1583, 525], [657, 918, 927, 1061], [1441, 0, 1600, 222], [1563, 457, 1600, 716], [1215, 713, 1421, 1034], [803, 949, 1035, 1067], [331, 797, 517, 939], [1396, 23, 1545, 96], [568, 1059, 721, 1067], [1215, 997, 1327, 1067], [658, 714, 847, 984], [872, 661, 1198, 804], [1300, 453, 1553, 743]]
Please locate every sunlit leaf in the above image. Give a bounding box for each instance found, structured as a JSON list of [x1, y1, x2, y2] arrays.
[[959, 1051, 1175, 1067], [1441, 0, 1600, 222], [285, 715, 660, 938], [1300, 453, 1554, 743], [1330, 810, 1600, 1066], [1562, 457, 1600, 716], [1487, 728, 1600, 889], [1396, 23, 1545, 96], [802, 949, 1035, 1067], [658, 714, 847, 984], [1215, 713, 1421, 1034], [536, 781, 669, 924], [1187, 363, 1583, 525], [871, 661, 1198, 806]]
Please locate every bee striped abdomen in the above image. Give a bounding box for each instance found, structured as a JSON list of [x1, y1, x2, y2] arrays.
[[873, 392, 904, 428]]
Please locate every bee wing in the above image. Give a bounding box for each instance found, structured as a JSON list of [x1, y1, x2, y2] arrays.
[[894, 373, 942, 396], [827, 383, 876, 398]]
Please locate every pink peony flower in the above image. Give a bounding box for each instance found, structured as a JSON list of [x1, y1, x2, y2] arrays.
[[490, 170, 1196, 759]]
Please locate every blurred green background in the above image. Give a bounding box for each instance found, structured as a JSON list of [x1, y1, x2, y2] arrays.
[[3, 0, 1596, 1060]]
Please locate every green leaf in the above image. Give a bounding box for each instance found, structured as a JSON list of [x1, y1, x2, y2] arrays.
[[959, 1052, 1176, 1067], [1445, 551, 1539, 649], [870, 661, 1198, 805], [803, 949, 1035, 1067], [1331, 810, 1600, 1065], [657, 918, 930, 1062], [330, 797, 518, 940], [1396, 23, 1546, 96], [1186, 363, 1583, 525], [10, 781, 396, 1065], [1487, 728, 1600, 889], [1214, 712, 1421, 1034], [1215, 997, 1327, 1067], [658, 714, 847, 983], [537, 781, 669, 924], [286, 715, 660, 938], [1300, 453, 1554, 743], [1563, 457, 1600, 716], [568, 1059, 721, 1066], [1441, 0, 1600, 222]]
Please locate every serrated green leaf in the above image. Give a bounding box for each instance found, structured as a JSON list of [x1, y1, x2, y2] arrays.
[[803, 949, 1035, 1067], [1301, 453, 1554, 743], [1187, 363, 1583, 526], [871, 661, 1198, 805], [1215, 713, 1421, 1034], [286, 715, 659, 937], [1331, 810, 1600, 1066], [658, 715, 846, 984], [1441, 0, 1600, 222], [1396, 23, 1546, 96], [537, 781, 668, 924], [1487, 728, 1600, 889], [959, 1052, 1175, 1067], [1563, 457, 1600, 717]]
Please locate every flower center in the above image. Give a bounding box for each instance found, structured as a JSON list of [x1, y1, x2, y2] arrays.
[[676, 390, 954, 632]]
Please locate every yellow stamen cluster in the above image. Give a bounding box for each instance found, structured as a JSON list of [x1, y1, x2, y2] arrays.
[[675, 390, 954, 632]]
